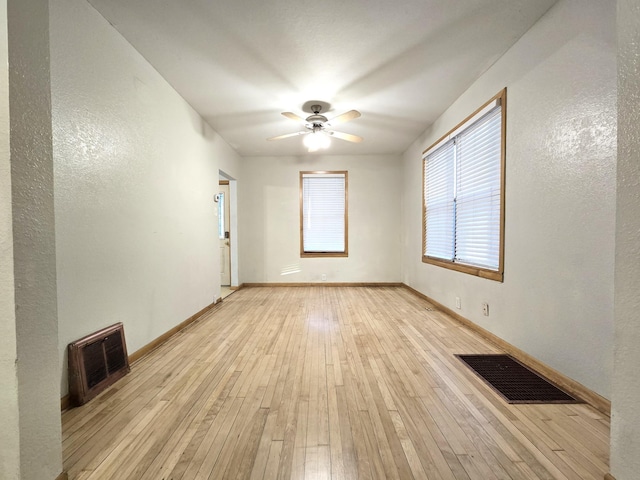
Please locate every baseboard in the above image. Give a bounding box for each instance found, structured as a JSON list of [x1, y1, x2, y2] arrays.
[[230, 285, 243, 290], [402, 284, 611, 416], [243, 282, 403, 288], [604, 474, 616, 480], [61, 394, 70, 412], [55, 471, 69, 480], [128, 300, 219, 364]]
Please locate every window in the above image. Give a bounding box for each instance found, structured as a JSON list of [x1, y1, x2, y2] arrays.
[[422, 89, 506, 281], [218, 192, 225, 239], [300, 171, 348, 257]]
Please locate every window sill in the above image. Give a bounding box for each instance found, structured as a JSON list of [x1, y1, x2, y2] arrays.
[[301, 252, 348, 258], [422, 255, 503, 282]]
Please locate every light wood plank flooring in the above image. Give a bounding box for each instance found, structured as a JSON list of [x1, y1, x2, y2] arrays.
[[62, 286, 610, 479]]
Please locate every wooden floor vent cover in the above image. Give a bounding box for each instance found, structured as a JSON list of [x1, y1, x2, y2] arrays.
[[456, 354, 580, 404], [68, 323, 130, 407]]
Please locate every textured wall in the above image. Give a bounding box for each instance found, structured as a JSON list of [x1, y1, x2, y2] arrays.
[[240, 155, 402, 283], [402, 0, 616, 397], [7, 0, 63, 478], [50, 0, 242, 395], [610, 1, 640, 477]]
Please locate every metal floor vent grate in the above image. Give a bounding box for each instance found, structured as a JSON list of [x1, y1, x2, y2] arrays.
[[456, 354, 580, 404]]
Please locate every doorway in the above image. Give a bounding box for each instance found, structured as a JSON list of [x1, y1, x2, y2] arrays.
[[218, 181, 231, 288], [218, 171, 238, 300]]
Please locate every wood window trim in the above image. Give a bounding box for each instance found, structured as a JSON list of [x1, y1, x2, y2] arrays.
[[300, 170, 349, 258], [421, 88, 506, 282]]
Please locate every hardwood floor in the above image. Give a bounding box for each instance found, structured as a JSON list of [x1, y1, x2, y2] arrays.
[[61, 286, 610, 479]]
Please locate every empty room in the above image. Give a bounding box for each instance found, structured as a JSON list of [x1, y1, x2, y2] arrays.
[[1, 0, 639, 479]]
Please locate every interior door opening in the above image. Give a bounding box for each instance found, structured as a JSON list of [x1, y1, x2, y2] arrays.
[[219, 181, 231, 288], [218, 171, 238, 301]]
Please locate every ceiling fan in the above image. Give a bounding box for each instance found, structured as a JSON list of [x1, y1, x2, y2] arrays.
[[267, 104, 362, 152]]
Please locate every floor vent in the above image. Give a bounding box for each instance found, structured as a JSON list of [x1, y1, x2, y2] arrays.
[[68, 323, 130, 407], [457, 354, 580, 404]]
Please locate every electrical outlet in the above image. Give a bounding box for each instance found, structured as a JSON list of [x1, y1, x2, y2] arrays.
[[455, 297, 461, 309], [482, 303, 489, 316], [321, 274, 327, 281]]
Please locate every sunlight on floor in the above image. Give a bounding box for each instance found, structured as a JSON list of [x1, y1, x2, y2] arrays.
[[220, 286, 234, 299]]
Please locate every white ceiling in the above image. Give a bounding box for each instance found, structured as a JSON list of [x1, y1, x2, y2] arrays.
[[87, 0, 557, 157]]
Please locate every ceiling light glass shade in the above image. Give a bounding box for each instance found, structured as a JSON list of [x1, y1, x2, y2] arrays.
[[303, 131, 331, 152]]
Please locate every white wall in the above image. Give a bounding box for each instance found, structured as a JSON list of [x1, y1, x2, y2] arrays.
[[402, 0, 616, 398], [0, 1, 20, 477], [240, 155, 401, 283], [610, 1, 640, 477], [5, 0, 64, 478], [50, 0, 242, 395]]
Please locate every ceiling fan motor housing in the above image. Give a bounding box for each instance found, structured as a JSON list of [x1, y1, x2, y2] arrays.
[[306, 115, 327, 125], [305, 104, 327, 125]]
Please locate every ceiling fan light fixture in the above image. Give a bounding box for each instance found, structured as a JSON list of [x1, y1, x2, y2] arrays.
[[303, 131, 331, 152]]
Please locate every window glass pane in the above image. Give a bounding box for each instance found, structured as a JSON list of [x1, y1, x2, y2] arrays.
[[218, 192, 225, 240], [302, 173, 346, 253]]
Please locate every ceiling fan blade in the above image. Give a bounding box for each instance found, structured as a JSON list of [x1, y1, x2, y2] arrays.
[[326, 110, 361, 127], [329, 131, 363, 143], [281, 112, 308, 125], [267, 131, 309, 141]]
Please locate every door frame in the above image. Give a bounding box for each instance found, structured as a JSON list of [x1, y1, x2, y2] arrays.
[[218, 181, 231, 286], [219, 171, 238, 288]]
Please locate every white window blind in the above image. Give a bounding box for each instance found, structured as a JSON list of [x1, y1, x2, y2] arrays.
[[455, 107, 502, 269], [301, 172, 347, 254], [424, 100, 502, 272], [424, 143, 455, 261]]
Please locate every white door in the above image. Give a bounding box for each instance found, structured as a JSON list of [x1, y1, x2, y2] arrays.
[[219, 183, 231, 286]]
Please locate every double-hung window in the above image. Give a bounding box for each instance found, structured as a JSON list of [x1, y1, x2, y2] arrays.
[[423, 89, 506, 281], [300, 171, 348, 257]]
